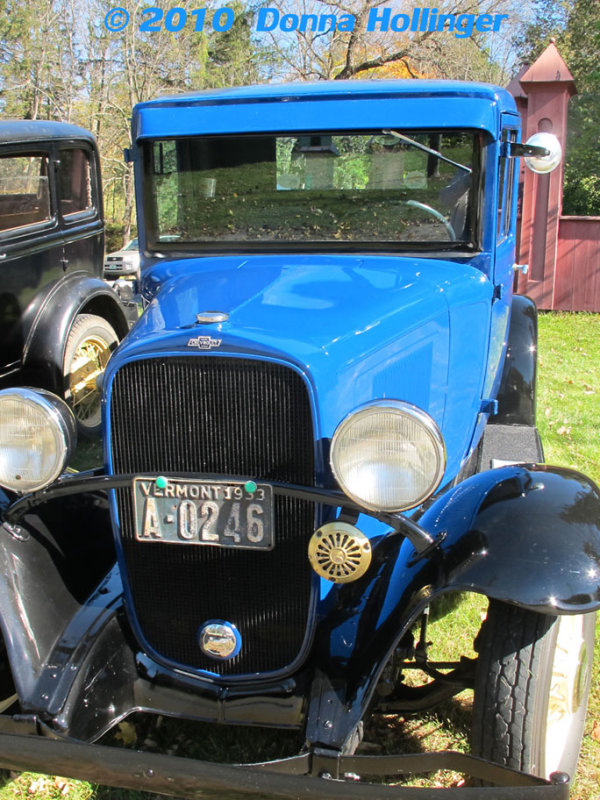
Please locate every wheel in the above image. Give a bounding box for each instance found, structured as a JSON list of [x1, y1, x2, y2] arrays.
[[472, 600, 595, 780], [63, 314, 119, 437]]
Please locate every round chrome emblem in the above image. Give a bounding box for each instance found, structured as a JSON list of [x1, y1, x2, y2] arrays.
[[198, 620, 241, 660]]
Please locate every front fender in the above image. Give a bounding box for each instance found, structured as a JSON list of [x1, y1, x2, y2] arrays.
[[312, 464, 600, 747], [419, 464, 600, 613], [328, 465, 600, 677], [22, 273, 129, 393]]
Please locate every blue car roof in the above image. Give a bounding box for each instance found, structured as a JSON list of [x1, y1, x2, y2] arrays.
[[132, 80, 518, 140]]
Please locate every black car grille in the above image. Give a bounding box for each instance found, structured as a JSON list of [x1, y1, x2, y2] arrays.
[[110, 356, 316, 676]]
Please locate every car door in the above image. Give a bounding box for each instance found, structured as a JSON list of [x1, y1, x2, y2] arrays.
[[56, 143, 104, 280], [485, 120, 520, 402], [0, 145, 64, 377]]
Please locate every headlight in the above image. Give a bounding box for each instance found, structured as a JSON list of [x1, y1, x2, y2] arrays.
[[330, 401, 445, 512], [0, 388, 76, 493]]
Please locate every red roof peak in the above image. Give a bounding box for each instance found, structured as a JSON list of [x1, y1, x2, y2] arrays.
[[521, 42, 576, 87]]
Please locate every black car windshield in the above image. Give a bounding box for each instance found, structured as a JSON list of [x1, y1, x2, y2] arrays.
[[144, 130, 480, 251]]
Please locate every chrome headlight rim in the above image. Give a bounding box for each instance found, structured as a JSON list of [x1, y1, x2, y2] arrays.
[[0, 387, 76, 493], [330, 400, 446, 513]]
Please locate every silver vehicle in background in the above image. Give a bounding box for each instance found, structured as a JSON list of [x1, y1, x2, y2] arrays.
[[103, 237, 140, 278]]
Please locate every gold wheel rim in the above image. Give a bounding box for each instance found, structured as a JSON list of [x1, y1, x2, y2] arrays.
[[68, 335, 111, 426]]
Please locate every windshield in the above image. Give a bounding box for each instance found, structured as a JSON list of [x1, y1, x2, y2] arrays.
[[143, 131, 481, 251]]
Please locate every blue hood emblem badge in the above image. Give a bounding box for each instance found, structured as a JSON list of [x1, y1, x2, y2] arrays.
[[198, 620, 242, 660]]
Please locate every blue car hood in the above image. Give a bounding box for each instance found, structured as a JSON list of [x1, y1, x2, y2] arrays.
[[117, 254, 493, 483]]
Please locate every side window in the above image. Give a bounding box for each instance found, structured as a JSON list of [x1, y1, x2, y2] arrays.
[[503, 132, 517, 239], [497, 130, 517, 241], [0, 154, 51, 234], [58, 148, 95, 218], [496, 151, 506, 238]]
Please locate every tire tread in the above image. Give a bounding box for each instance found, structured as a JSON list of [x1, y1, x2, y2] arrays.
[[472, 601, 553, 772]]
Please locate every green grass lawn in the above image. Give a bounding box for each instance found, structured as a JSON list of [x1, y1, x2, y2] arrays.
[[535, 312, 600, 800], [1, 311, 599, 799]]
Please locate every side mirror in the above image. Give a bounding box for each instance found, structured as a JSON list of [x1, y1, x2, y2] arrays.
[[523, 133, 562, 174]]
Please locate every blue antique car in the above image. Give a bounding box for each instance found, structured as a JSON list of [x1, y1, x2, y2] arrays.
[[0, 81, 598, 798]]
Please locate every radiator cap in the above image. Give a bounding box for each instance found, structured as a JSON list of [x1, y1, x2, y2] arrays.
[[196, 311, 229, 324]]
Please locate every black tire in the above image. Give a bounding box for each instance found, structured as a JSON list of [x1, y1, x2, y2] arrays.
[[63, 314, 119, 437], [472, 600, 595, 780]]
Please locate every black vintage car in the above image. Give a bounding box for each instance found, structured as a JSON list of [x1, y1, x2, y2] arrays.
[[0, 120, 129, 435]]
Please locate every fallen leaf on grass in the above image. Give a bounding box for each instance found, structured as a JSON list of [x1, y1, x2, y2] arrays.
[[115, 720, 137, 746], [28, 776, 50, 794], [54, 777, 72, 795], [591, 720, 600, 743]]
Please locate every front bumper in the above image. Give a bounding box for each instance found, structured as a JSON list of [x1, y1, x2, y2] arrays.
[[2, 466, 599, 798], [103, 261, 138, 276], [0, 732, 570, 799]]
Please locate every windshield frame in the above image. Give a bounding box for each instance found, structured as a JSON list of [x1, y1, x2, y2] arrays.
[[141, 128, 485, 257]]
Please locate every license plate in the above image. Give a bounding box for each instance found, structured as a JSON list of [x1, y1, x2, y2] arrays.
[[133, 477, 274, 550]]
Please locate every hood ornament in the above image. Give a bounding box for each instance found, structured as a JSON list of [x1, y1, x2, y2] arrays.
[[196, 311, 229, 324], [198, 620, 241, 660]]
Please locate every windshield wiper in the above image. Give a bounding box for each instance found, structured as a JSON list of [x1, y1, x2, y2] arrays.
[[382, 130, 472, 174]]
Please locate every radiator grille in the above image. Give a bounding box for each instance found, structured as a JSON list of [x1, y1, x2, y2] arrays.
[[110, 356, 315, 676]]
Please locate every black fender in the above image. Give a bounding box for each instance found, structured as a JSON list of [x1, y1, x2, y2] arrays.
[[22, 272, 130, 393], [417, 463, 600, 612], [343, 463, 600, 667], [0, 490, 116, 706], [310, 464, 600, 749], [495, 294, 538, 424]]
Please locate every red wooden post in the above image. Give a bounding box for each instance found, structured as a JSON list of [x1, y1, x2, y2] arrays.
[[509, 42, 576, 308]]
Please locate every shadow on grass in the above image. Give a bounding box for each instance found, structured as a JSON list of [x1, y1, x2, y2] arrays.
[[360, 693, 475, 788], [99, 713, 303, 766], [86, 702, 474, 797], [83, 714, 305, 800]]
